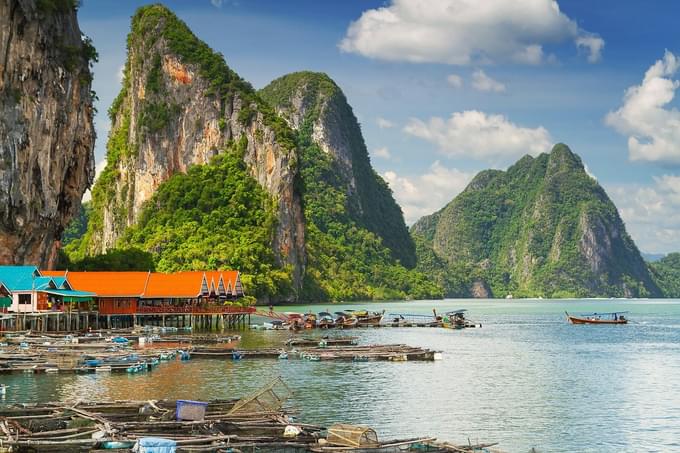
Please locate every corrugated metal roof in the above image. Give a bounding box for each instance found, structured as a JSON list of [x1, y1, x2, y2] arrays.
[[63, 271, 150, 297], [42, 289, 96, 297], [0, 266, 40, 291]]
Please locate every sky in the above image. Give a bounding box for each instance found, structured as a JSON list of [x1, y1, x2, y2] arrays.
[[78, 0, 680, 255]]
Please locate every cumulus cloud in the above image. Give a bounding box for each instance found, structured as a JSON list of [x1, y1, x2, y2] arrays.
[[471, 70, 506, 92], [446, 74, 463, 88], [404, 110, 552, 162], [377, 117, 395, 129], [339, 0, 604, 65], [606, 51, 680, 164], [608, 175, 680, 254], [383, 162, 473, 223], [373, 147, 392, 159]]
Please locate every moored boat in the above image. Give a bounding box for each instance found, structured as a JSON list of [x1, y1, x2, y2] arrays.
[[565, 311, 628, 324], [349, 309, 385, 327], [441, 309, 479, 329], [334, 312, 358, 329], [317, 312, 336, 328]]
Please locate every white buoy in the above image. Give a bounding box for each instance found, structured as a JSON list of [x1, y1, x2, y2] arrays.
[[0, 384, 7, 395]]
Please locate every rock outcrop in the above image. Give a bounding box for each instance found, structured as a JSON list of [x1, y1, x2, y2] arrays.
[[259, 72, 415, 267], [82, 5, 305, 286], [412, 144, 660, 298], [0, 0, 95, 267]]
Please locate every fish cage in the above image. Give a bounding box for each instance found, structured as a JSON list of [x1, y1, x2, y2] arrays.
[[327, 424, 379, 447]]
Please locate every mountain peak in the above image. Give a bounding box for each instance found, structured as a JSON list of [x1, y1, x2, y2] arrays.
[[260, 70, 417, 269], [547, 143, 584, 174], [413, 146, 660, 298]]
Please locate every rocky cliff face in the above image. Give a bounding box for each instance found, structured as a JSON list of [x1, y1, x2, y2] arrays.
[[82, 5, 305, 286], [259, 72, 416, 267], [412, 144, 660, 298], [0, 0, 95, 267]]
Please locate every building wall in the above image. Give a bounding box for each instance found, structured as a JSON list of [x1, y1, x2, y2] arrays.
[[98, 298, 138, 315], [10, 292, 37, 313]]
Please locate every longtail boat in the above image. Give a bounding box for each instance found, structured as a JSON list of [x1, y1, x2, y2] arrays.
[[565, 311, 628, 324], [441, 309, 479, 329], [348, 309, 385, 327], [334, 312, 358, 329], [317, 312, 336, 328]]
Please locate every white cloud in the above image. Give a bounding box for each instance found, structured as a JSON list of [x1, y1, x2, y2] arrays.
[[81, 160, 108, 203], [606, 51, 680, 164], [373, 147, 392, 159], [446, 74, 463, 88], [339, 0, 604, 65], [576, 34, 605, 63], [210, 0, 239, 8], [383, 161, 473, 224], [117, 65, 125, 83], [608, 175, 680, 254], [404, 110, 552, 162], [471, 70, 506, 93], [377, 117, 394, 129]]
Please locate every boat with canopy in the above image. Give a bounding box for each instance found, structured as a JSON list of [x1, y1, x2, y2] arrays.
[[565, 311, 629, 324]]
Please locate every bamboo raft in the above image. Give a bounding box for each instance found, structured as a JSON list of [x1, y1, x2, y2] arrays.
[[190, 344, 442, 362], [0, 345, 180, 374], [285, 337, 359, 347], [0, 378, 502, 452]]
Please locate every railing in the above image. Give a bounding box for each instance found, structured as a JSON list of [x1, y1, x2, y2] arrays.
[[136, 306, 256, 314]]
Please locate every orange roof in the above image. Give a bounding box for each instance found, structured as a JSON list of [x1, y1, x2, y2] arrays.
[[41, 270, 66, 277], [221, 271, 239, 287], [143, 271, 206, 298], [40, 269, 241, 298], [62, 271, 150, 297]]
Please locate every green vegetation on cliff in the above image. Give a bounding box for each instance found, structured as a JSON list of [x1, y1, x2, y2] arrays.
[[260, 72, 438, 301], [413, 144, 660, 298], [650, 253, 680, 298], [117, 138, 292, 298], [126, 4, 295, 149], [64, 6, 440, 302]]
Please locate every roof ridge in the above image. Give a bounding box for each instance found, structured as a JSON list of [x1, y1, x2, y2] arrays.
[[142, 270, 151, 297]]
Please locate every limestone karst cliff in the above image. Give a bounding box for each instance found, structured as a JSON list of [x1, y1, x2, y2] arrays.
[[412, 144, 661, 298], [259, 72, 416, 268], [79, 4, 305, 289], [0, 0, 95, 267], [70, 5, 436, 301]]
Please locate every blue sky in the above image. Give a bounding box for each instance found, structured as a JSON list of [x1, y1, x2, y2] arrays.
[[78, 0, 680, 255]]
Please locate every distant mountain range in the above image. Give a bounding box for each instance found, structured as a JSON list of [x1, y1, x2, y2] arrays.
[[641, 252, 666, 262]]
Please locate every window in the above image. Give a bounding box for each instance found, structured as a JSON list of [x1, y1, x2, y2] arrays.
[[18, 294, 32, 305]]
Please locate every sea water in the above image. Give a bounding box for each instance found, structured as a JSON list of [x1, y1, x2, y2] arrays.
[[2, 299, 680, 452]]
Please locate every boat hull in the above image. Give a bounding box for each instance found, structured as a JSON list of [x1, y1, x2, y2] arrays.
[[566, 312, 628, 324]]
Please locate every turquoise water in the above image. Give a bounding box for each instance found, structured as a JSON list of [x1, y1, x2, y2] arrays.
[[3, 299, 680, 452]]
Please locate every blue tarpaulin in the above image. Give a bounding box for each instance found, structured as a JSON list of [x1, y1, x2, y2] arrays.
[[134, 437, 177, 453]]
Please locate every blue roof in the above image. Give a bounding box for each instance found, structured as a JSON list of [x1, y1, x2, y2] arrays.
[[52, 277, 69, 289], [43, 289, 96, 298], [34, 276, 56, 290], [0, 266, 40, 291]]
